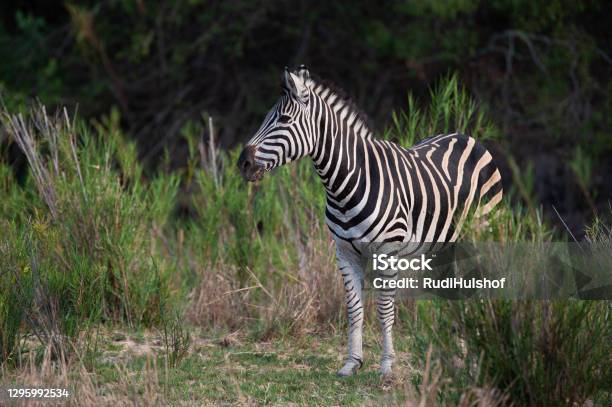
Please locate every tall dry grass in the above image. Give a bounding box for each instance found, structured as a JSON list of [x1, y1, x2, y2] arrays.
[[187, 222, 344, 339], [1, 339, 170, 406]]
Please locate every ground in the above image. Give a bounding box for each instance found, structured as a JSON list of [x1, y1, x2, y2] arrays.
[[2, 326, 424, 406]]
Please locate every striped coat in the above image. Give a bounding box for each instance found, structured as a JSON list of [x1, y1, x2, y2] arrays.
[[238, 66, 503, 376]]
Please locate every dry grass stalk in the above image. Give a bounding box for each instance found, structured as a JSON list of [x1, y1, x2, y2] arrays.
[[1, 106, 61, 219], [187, 225, 342, 336], [2, 338, 169, 407]]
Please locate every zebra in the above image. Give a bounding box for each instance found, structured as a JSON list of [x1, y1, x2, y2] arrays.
[[237, 66, 503, 376]]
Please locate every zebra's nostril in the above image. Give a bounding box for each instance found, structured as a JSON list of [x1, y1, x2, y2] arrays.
[[238, 145, 261, 180], [238, 147, 255, 174]]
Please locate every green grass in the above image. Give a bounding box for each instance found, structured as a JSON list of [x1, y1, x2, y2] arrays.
[[0, 325, 424, 405], [0, 106, 181, 359], [2, 313, 609, 405]]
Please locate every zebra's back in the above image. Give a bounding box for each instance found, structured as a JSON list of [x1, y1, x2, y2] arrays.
[[398, 133, 503, 244], [326, 133, 503, 248]]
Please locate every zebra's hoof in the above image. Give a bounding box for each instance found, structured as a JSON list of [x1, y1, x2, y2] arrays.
[[379, 359, 394, 376], [337, 361, 361, 377]]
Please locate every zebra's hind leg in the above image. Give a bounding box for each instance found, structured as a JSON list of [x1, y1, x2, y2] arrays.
[[337, 257, 365, 377], [377, 272, 397, 376]]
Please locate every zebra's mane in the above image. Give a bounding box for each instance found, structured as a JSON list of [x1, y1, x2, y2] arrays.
[[306, 75, 377, 136]]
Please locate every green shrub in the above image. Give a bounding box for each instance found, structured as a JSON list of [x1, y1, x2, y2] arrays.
[[403, 210, 609, 405], [407, 299, 610, 405], [386, 74, 499, 146], [0, 222, 34, 364], [0, 105, 180, 362]]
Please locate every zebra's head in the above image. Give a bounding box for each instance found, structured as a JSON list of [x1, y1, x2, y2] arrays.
[[238, 65, 315, 182]]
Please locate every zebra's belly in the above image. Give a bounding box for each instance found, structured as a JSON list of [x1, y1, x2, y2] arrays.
[[327, 207, 457, 262], [325, 206, 412, 243]]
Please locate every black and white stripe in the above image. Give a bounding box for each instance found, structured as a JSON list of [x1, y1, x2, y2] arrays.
[[238, 66, 503, 376]]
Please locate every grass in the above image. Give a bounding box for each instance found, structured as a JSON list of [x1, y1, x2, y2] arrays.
[[1, 77, 610, 405], [0, 105, 180, 362], [386, 74, 499, 146], [0, 324, 509, 406], [404, 299, 611, 405]]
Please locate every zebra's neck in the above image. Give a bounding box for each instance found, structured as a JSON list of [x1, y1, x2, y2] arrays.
[[308, 80, 375, 196]]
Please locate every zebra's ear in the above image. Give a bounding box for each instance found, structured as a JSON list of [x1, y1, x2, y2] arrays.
[[283, 66, 310, 102], [296, 64, 310, 82]]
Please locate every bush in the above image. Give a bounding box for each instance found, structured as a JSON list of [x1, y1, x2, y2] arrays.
[[403, 211, 610, 405], [181, 124, 341, 335], [0, 105, 179, 362], [407, 299, 611, 405]]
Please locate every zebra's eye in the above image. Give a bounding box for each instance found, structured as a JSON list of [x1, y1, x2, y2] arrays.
[[277, 114, 292, 124]]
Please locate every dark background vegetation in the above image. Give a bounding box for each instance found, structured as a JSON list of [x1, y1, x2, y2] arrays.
[[1, 1, 611, 232]]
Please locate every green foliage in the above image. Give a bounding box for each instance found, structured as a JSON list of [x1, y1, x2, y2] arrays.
[[181, 121, 326, 288], [0, 221, 34, 364], [407, 299, 611, 405], [570, 145, 598, 214], [0, 105, 180, 362], [402, 206, 610, 405], [506, 156, 538, 216], [160, 310, 191, 368], [386, 74, 498, 146]]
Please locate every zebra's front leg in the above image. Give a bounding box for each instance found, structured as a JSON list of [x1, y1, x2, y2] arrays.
[[377, 270, 397, 376], [337, 258, 365, 377]]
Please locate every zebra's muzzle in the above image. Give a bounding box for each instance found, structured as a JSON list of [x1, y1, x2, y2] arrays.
[[237, 145, 265, 182]]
